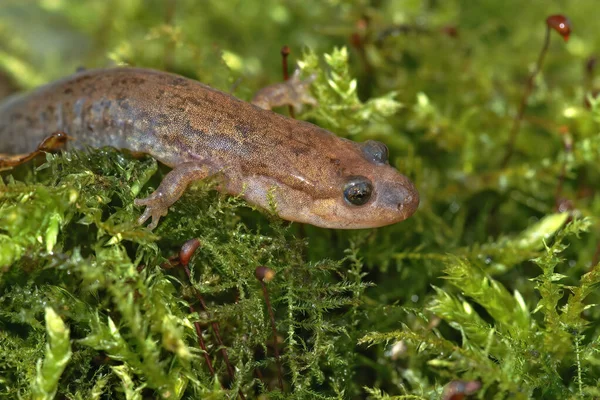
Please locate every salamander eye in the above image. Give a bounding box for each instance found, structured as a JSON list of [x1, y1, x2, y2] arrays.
[[361, 140, 389, 165], [343, 176, 373, 206]]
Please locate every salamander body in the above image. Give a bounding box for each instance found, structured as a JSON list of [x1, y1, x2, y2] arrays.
[[0, 68, 418, 229]]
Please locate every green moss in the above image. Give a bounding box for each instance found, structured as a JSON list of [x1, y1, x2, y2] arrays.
[[32, 307, 73, 400], [2, 1, 600, 399]]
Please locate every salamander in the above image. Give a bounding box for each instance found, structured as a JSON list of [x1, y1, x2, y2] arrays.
[[0, 67, 419, 229]]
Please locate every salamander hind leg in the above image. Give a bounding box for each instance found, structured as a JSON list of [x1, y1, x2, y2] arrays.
[[0, 131, 69, 170], [135, 162, 212, 230], [251, 69, 317, 112]]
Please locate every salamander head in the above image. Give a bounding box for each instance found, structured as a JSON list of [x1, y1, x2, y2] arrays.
[[250, 139, 420, 229], [306, 140, 419, 228]]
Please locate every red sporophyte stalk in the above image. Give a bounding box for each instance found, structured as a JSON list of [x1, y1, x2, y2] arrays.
[[554, 125, 573, 214], [255, 266, 284, 391], [163, 0, 177, 70], [593, 240, 600, 266], [172, 240, 219, 383], [280, 45, 295, 118], [170, 239, 246, 399], [350, 18, 374, 74], [501, 14, 572, 167], [280, 45, 291, 82]]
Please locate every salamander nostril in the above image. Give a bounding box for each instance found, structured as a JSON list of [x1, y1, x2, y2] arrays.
[[397, 194, 412, 209], [397, 191, 418, 215]]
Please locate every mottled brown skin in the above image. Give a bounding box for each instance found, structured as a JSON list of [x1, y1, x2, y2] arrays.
[[0, 68, 419, 229]]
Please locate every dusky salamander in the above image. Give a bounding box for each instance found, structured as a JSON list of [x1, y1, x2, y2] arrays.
[[0, 67, 419, 229]]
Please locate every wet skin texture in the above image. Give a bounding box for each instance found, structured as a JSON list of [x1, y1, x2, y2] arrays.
[[0, 68, 419, 229]]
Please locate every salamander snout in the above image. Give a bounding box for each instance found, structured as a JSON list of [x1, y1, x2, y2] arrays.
[[396, 183, 419, 220], [374, 174, 420, 224]]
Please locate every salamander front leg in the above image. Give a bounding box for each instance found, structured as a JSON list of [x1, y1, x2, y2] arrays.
[[251, 69, 317, 113], [134, 162, 212, 230]]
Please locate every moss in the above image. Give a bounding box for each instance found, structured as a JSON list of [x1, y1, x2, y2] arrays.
[[2, 1, 600, 399]]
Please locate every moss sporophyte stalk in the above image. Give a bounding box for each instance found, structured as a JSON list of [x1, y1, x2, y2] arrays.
[[1, 1, 600, 399]]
